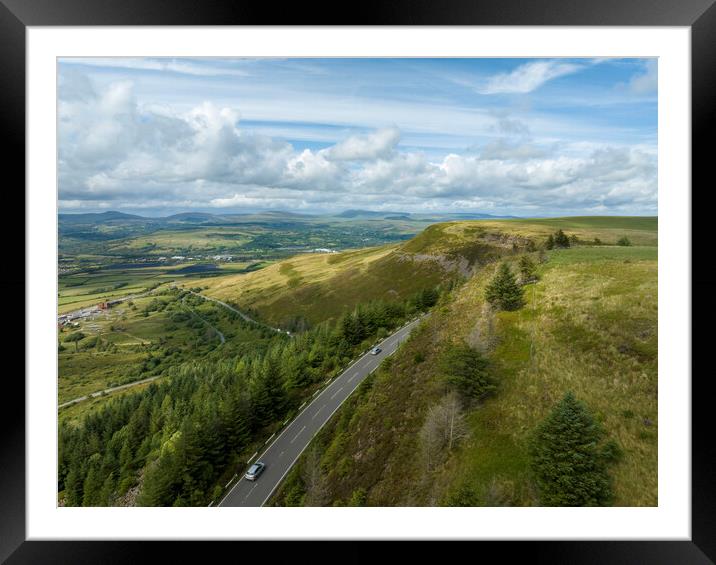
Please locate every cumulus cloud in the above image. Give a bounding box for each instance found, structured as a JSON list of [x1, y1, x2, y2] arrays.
[[480, 61, 583, 94], [324, 126, 401, 161], [58, 75, 656, 216]]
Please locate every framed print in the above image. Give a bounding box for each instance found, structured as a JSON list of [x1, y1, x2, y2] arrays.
[[4, 0, 714, 562]]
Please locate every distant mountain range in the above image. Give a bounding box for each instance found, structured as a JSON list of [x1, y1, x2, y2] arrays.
[[59, 209, 520, 225]]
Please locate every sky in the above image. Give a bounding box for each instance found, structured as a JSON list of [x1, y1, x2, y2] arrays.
[[58, 57, 657, 217]]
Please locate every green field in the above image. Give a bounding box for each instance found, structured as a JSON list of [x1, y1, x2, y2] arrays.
[[58, 262, 268, 314], [58, 288, 275, 413]]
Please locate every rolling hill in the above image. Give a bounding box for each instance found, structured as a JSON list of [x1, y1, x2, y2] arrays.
[[265, 216, 658, 507]]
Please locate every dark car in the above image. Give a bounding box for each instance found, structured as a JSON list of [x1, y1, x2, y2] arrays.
[[244, 461, 266, 481]]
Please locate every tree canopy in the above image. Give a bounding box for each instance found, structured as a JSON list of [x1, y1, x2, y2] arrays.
[[528, 392, 615, 506]]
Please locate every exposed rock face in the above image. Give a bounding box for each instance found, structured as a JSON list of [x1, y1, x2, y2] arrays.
[[401, 252, 474, 278]]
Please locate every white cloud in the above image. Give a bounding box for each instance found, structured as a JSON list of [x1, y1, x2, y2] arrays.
[[61, 57, 250, 77], [58, 75, 657, 216], [324, 126, 401, 161], [627, 60, 657, 94], [480, 61, 583, 94]]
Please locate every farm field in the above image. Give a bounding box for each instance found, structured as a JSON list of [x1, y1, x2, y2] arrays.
[[58, 261, 269, 314], [58, 287, 277, 412]]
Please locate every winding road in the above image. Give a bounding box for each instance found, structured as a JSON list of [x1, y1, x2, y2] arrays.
[[218, 315, 425, 507], [177, 286, 287, 335], [58, 375, 161, 409]]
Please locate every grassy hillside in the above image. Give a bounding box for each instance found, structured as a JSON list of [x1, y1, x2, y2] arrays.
[[199, 216, 656, 332], [269, 219, 658, 507], [199, 246, 452, 328]]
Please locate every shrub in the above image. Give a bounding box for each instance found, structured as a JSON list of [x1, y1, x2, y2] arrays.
[[617, 236, 632, 247], [554, 229, 570, 248], [348, 487, 368, 506], [444, 483, 479, 506]]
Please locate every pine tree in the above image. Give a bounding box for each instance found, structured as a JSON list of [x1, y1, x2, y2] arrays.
[[545, 234, 555, 250], [82, 454, 103, 506], [518, 255, 537, 284], [529, 392, 614, 506], [439, 343, 495, 400], [484, 263, 525, 311]]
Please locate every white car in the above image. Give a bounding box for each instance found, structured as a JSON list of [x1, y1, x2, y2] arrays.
[[244, 461, 266, 481], [370, 347, 382, 355]]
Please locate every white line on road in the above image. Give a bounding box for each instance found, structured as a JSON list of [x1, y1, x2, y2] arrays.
[[264, 433, 276, 445], [247, 451, 258, 464], [290, 426, 306, 444], [347, 373, 359, 383], [312, 405, 325, 420], [299, 401, 306, 409], [244, 483, 258, 501], [330, 386, 344, 400]]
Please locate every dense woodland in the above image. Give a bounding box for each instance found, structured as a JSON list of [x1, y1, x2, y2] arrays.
[[59, 287, 440, 506]]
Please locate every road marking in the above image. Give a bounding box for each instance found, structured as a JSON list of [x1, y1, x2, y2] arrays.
[[283, 418, 290, 426], [247, 451, 258, 464], [330, 386, 344, 400], [264, 433, 276, 445], [299, 402, 306, 410], [347, 373, 359, 383], [208, 501, 214, 507], [279, 451, 284, 458], [313, 389, 320, 397], [290, 426, 306, 444], [325, 378, 332, 384], [244, 483, 258, 501], [312, 405, 325, 420]]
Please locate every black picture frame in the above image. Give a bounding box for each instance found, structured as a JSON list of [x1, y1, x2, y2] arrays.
[[4, 0, 713, 562]]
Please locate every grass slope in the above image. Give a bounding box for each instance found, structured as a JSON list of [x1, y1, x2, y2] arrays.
[[201, 246, 449, 328], [270, 224, 657, 507]]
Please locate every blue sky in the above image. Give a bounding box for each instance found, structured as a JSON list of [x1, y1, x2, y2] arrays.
[[58, 57, 657, 216]]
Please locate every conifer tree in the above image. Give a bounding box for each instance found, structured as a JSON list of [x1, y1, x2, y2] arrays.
[[518, 255, 538, 284], [545, 234, 555, 250], [485, 263, 525, 311], [439, 343, 495, 400], [529, 392, 614, 506]]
